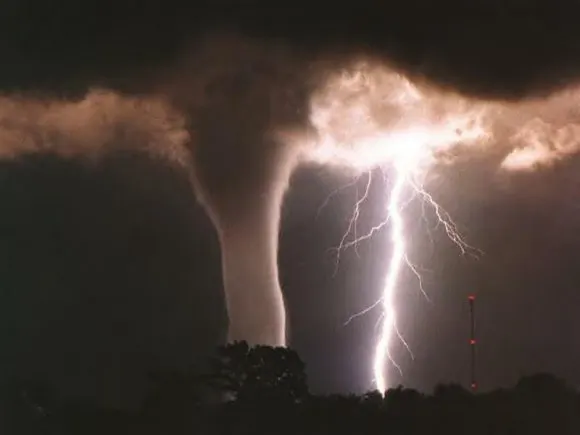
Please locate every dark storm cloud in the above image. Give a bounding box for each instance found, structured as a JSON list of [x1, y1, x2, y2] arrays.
[[2, 0, 580, 99], [2, 0, 578, 209]]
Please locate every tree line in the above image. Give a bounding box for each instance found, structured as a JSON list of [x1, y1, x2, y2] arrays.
[[2, 341, 579, 434]]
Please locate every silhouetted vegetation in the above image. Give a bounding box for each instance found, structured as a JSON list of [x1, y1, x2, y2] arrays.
[[2, 342, 579, 434]]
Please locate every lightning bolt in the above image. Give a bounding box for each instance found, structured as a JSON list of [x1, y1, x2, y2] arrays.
[[308, 64, 490, 396], [332, 143, 480, 395], [310, 59, 580, 396], [373, 158, 411, 392]]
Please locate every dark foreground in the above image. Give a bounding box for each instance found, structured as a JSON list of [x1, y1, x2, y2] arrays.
[[2, 342, 578, 435]]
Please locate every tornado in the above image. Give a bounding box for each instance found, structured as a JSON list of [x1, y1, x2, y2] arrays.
[[217, 182, 288, 346], [184, 85, 301, 346], [160, 34, 311, 346], [196, 142, 297, 346]]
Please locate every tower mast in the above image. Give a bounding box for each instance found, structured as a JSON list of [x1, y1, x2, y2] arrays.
[[468, 294, 477, 392]]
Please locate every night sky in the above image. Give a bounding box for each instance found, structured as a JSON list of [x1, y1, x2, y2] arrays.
[[1, 0, 580, 408]]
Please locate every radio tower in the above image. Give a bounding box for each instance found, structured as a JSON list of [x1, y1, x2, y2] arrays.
[[468, 294, 477, 392]]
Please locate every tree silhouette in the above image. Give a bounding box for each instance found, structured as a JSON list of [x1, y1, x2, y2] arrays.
[[141, 369, 205, 419], [52, 398, 136, 435], [514, 373, 579, 434], [4, 344, 580, 435], [208, 341, 308, 403], [0, 379, 54, 434], [515, 372, 572, 399], [434, 383, 470, 399], [362, 390, 384, 409]]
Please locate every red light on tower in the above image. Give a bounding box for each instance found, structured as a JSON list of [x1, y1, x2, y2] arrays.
[[468, 294, 477, 392]]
